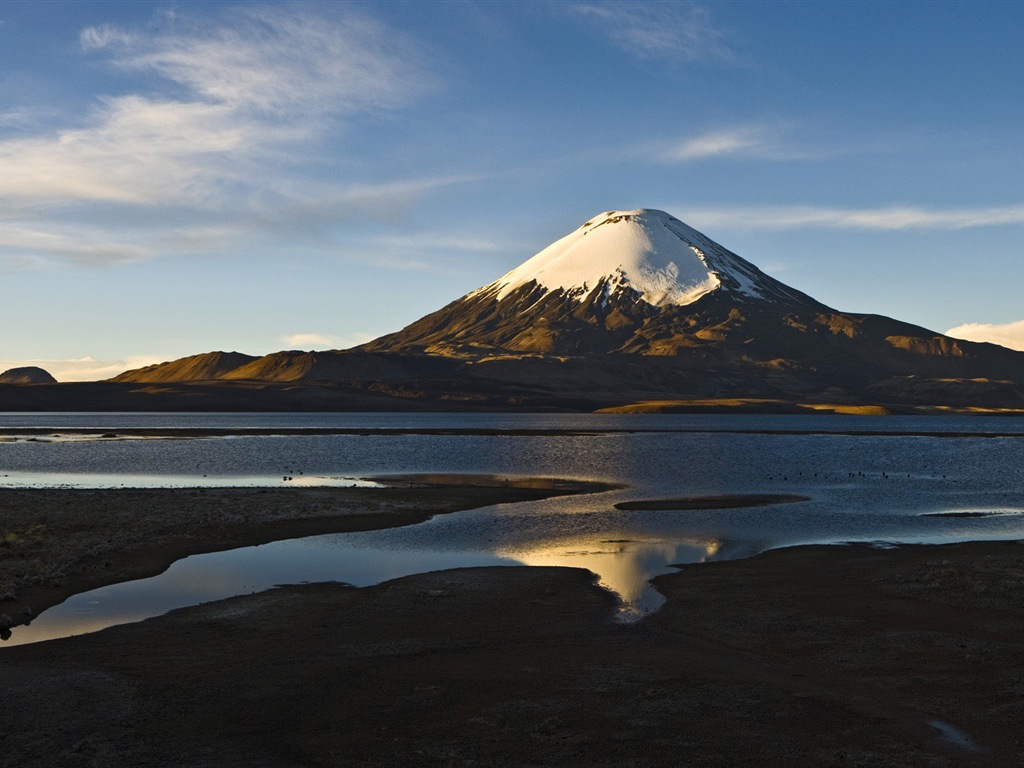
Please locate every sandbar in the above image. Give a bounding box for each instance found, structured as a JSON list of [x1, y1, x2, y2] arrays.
[[614, 493, 810, 510]]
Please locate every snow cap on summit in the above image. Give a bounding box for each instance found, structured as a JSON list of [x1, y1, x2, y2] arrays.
[[481, 209, 767, 308]]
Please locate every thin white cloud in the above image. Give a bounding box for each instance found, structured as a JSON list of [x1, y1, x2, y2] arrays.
[[0, 107, 54, 131], [572, 1, 735, 64], [79, 24, 134, 50], [669, 127, 765, 161], [945, 321, 1024, 352], [0, 222, 150, 266], [0, 5, 441, 267], [257, 176, 480, 229], [372, 233, 500, 253], [283, 333, 336, 348], [326, 227, 509, 275], [81, 7, 424, 117], [663, 125, 822, 163], [651, 123, 839, 164], [682, 204, 1024, 231], [0, 355, 167, 382], [0, 95, 260, 206], [282, 332, 375, 350], [0, 216, 256, 267], [0, 175, 475, 267]]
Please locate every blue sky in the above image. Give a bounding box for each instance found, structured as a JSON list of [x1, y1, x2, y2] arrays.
[[2, 0, 1024, 380]]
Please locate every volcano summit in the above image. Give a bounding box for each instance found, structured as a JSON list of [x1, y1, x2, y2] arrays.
[[484, 209, 805, 307], [363, 208, 823, 357], [9, 209, 1024, 412]]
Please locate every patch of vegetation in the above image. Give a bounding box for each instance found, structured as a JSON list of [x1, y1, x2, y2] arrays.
[[0, 523, 47, 549]]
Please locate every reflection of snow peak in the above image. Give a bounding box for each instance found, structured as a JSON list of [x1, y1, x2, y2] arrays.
[[499, 536, 723, 620], [476, 209, 770, 308]]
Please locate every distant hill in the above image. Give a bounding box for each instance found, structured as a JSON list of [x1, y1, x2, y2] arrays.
[[220, 351, 462, 383], [109, 352, 258, 383], [0, 366, 57, 384], [113, 350, 463, 385]]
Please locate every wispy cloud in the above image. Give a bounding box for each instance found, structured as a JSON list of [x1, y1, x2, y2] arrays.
[[282, 332, 375, 350], [0, 5, 442, 267], [372, 232, 500, 253], [81, 8, 421, 117], [323, 227, 508, 274], [682, 204, 1024, 231], [571, 1, 735, 64], [0, 96, 257, 207], [668, 127, 765, 161], [945, 321, 1024, 352], [657, 125, 821, 163], [283, 333, 337, 348], [0, 221, 151, 267]]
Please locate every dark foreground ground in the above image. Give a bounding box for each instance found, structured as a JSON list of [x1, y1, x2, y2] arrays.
[[1, 486, 1022, 767]]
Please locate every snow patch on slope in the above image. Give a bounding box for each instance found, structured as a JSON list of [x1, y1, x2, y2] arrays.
[[477, 209, 763, 308]]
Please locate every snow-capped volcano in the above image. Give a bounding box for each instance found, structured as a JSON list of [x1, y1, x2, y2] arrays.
[[363, 208, 822, 356], [474, 209, 804, 308], [106, 207, 1024, 411]]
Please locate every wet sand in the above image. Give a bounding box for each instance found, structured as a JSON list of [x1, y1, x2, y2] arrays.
[[1, 487, 1022, 766]]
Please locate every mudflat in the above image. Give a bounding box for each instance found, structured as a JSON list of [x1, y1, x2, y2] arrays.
[[614, 493, 810, 510], [0, 486, 1022, 766], [0, 477, 610, 630]]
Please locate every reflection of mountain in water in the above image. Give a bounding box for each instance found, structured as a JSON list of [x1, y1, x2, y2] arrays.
[[498, 536, 764, 619]]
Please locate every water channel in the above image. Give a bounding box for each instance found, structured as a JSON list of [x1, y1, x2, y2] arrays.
[[4, 412, 1024, 645]]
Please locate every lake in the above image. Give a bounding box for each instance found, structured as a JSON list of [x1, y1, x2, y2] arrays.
[[4, 411, 1024, 645]]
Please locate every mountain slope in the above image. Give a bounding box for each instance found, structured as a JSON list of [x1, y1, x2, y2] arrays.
[[221, 351, 462, 383], [110, 352, 258, 383]]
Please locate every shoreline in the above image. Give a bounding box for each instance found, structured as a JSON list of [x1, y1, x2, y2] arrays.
[[9, 424, 1024, 440], [1, 539, 1021, 765], [0, 476, 613, 637]]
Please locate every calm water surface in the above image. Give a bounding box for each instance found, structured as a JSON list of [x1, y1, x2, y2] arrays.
[[4, 412, 1024, 645]]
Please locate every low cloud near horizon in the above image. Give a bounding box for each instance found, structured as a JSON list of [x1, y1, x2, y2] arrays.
[[682, 204, 1024, 232], [945, 321, 1024, 352], [282, 332, 376, 350], [0, 355, 167, 382]]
